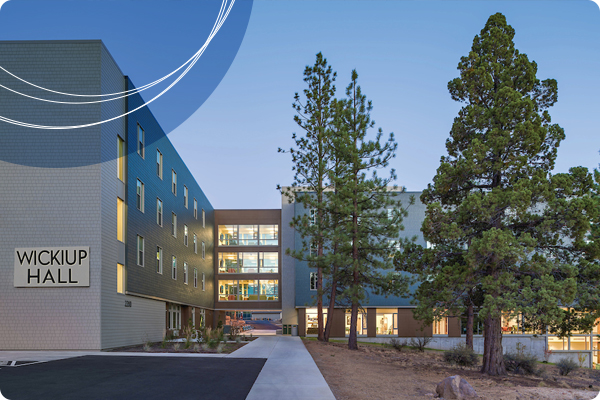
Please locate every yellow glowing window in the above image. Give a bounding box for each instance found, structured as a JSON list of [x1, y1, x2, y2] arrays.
[[117, 263, 125, 294], [117, 198, 125, 242]]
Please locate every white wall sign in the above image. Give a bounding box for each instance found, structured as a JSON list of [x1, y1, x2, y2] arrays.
[[14, 247, 90, 287]]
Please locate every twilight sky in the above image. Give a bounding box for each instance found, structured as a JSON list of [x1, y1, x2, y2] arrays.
[[1, 0, 599, 209]]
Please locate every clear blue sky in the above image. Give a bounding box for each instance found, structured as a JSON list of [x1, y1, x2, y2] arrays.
[[1, 1, 599, 209]]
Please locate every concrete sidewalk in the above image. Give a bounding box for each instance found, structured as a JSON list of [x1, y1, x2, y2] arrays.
[[230, 336, 336, 400], [0, 337, 336, 399]]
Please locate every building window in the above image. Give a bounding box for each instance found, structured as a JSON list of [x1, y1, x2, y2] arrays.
[[183, 262, 188, 285], [202, 241, 205, 260], [167, 304, 181, 331], [117, 263, 125, 294], [310, 272, 318, 291], [376, 309, 398, 336], [309, 208, 316, 226], [260, 225, 278, 245], [346, 310, 368, 336], [261, 280, 279, 301], [172, 256, 177, 280], [136, 179, 144, 212], [194, 268, 198, 288], [137, 124, 144, 158], [202, 272, 206, 291], [184, 225, 188, 246], [117, 198, 125, 242], [156, 149, 163, 179], [172, 213, 177, 237], [117, 137, 125, 182], [194, 199, 198, 219], [202, 209, 205, 228], [260, 252, 278, 273], [184, 186, 188, 208], [137, 235, 144, 266], [218, 225, 277, 246], [433, 317, 448, 335], [172, 170, 177, 195], [156, 198, 163, 226], [156, 246, 163, 274], [194, 234, 198, 254]]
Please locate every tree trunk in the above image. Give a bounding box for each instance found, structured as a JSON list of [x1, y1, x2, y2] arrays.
[[324, 261, 338, 342], [466, 302, 474, 350], [481, 314, 506, 375], [348, 300, 358, 350], [317, 266, 324, 341]]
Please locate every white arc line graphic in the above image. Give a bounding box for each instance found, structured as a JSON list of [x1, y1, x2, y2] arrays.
[[0, 0, 9, 12], [0, 0, 229, 102], [0, 0, 236, 129]]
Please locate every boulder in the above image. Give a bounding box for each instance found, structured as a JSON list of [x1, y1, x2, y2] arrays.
[[436, 375, 478, 399]]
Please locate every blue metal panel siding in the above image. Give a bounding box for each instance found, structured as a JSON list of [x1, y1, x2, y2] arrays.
[[293, 192, 425, 308], [125, 78, 214, 309]]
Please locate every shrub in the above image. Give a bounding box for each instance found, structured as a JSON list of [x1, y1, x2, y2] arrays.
[[388, 338, 408, 352], [578, 353, 588, 368], [409, 335, 433, 352], [172, 342, 181, 351], [444, 344, 478, 367], [504, 351, 538, 375], [557, 358, 579, 376]]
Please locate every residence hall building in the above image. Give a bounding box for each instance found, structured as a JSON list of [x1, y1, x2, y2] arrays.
[[280, 189, 600, 368], [0, 40, 280, 351]]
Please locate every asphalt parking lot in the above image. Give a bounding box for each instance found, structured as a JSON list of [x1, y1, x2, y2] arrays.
[[0, 356, 266, 400]]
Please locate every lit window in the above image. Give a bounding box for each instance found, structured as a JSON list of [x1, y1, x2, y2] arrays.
[[260, 253, 278, 273], [156, 246, 163, 274], [136, 179, 144, 212], [172, 213, 177, 237], [117, 263, 125, 294], [137, 124, 144, 158], [194, 268, 198, 288], [156, 198, 163, 226], [172, 170, 177, 195], [310, 272, 317, 291], [194, 234, 197, 254], [137, 235, 144, 266], [172, 256, 177, 280], [184, 225, 188, 246], [202, 241, 205, 260], [376, 309, 398, 336], [194, 199, 198, 219], [260, 280, 279, 301], [117, 137, 125, 182], [184, 186, 188, 208], [156, 149, 163, 179], [202, 209, 205, 228], [259, 225, 278, 245], [117, 198, 125, 242], [183, 262, 188, 285], [202, 273, 206, 291]]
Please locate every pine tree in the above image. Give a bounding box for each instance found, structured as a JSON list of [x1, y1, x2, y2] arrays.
[[278, 52, 336, 341], [331, 70, 411, 350], [414, 13, 600, 375]]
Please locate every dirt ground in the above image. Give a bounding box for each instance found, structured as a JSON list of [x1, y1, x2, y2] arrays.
[[303, 339, 600, 400]]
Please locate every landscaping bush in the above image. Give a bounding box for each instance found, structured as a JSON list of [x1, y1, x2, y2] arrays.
[[557, 358, 579, 376], [388, 338, 408, 352], [443, 344, 478, 367], [504, 352, 538, 375], [408, 335, 433, 352]]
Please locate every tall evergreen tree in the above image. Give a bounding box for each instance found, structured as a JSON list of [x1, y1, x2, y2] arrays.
[[278, 52, 336, 341], [331, 70, 410, 350], [412, 13, 600, 375]]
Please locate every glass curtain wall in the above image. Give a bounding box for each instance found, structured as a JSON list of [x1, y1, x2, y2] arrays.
[[218, 252, 278, 274], [218, 225, 279, 246], [218, 280, 279, 301], [376, 309, 398, 336], [345, 310, 367, 336], [306, 309, 328, 335]]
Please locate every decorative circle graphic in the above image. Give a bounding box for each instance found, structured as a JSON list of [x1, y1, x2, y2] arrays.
[[0, 0, 253, 167]]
